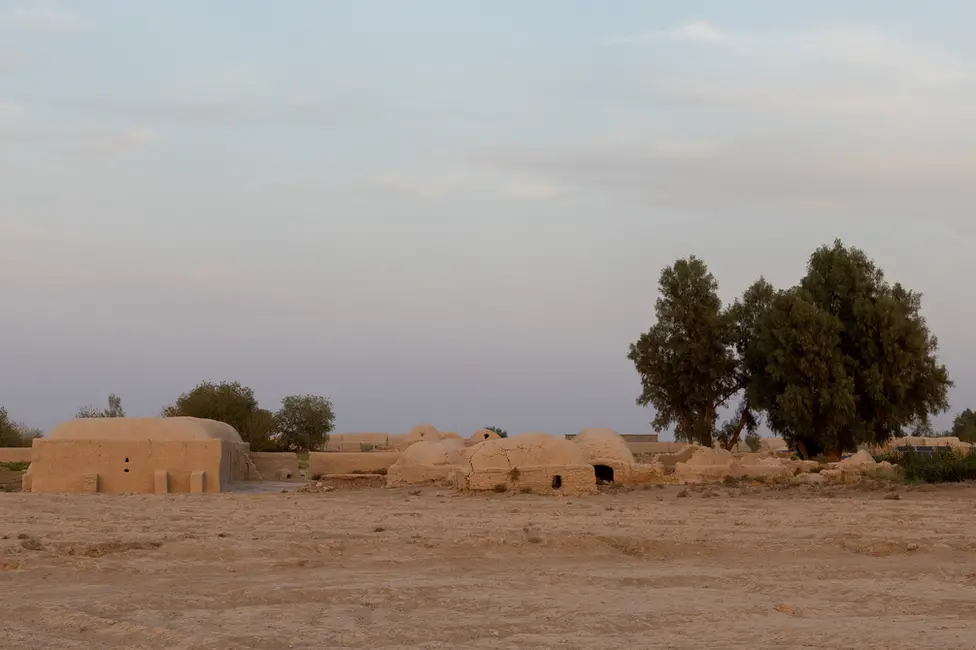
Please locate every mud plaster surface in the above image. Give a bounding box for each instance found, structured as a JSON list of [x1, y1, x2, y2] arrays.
[[2, 485, 976, 649]]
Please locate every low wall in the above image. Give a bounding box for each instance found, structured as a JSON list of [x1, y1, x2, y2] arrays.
[[250, 452, 299, 479], [628, 442, 690, 455], [308, 451, 401, 477], [0, 448, 33, 463]]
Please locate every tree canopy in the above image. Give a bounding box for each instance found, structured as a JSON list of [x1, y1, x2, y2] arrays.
[[0, 406, 41, 447], [951, 409, 976, 443], [76, 393, 126, 419], [485, 426, 508, 438], [275, 394, 335, 452], [160, 381, 336, 452], [630, 240, 952, 457]]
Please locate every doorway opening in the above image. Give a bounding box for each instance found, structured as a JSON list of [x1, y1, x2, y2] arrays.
[[551, 475, 562, 489], [594, 464, 614, 484]]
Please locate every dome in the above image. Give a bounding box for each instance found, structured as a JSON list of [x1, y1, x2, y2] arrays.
[[464, 432, 588, 470], [469, 428, 501, 442], [404, 423, 442, 444], [46, 417, 243, 443], [573, 428, 635, 465], [398, 439, 466, 466]]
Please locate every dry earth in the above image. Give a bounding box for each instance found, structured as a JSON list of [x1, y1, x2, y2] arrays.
[[3, 483, 976, 649]]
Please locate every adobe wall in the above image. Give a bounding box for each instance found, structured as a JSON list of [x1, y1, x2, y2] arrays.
[[323, 432, 393, 452], [628, 442, 690, 455], [0, 448, 33, 463], [250, 452, 299, 479], [308, 451, 401, 476], [386, 464, 457, 487], [458, 464, 596, 495], [28, 438, 226, 493]]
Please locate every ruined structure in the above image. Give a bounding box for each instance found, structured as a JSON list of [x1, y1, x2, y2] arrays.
[[0, 448, 32, 463], [24, 417, 254, 493], [403, 424, 443, 446], [454, 432, 596, 495], [386, 439, 466, 486], [468, 428, 501, 444]]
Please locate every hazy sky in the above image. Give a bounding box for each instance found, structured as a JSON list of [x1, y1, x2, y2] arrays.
[[2, 1, 975, 436]]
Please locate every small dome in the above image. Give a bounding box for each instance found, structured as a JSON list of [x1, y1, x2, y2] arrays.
[[404, 424, 442, 444], [469, 428, 501, 442], [573, 428, 634, 465]]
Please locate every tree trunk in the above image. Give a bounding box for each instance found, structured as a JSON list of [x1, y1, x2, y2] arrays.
[[722, 409, 749, 451], [797, 441, 810, 460]]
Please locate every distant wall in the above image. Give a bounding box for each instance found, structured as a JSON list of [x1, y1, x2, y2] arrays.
[[0, 448, 32, 463], [251, 452, 299, 479], [308, 451, 401, 476], [628, 442, 689, 455], [28, 438, 231, 493]]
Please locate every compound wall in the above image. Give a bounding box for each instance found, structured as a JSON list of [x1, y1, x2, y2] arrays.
[[308, 451, 401, 476]]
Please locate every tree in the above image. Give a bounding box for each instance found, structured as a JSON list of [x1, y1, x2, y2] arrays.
[[0, 407, 41, 447], [950, 409, 976, 443], [274, 395, 335, 451], [628, 256, 738, 447], [750, 241, 951, 457], [485, 426, 508, 438], [717, 277, 776, 450], [244, 408, 280, 451], [162, 381, 270, 448], [747, 288, 857, 458], [744, 429, 762, 453], [76, 393, 126, 419]]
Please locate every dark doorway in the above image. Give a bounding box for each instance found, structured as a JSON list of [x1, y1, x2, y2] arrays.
[[551, 475, 562, 489], [594, 464, 614, 484]]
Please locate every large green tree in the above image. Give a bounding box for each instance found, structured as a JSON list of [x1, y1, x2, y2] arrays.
[[274, 394, 335, 451], [749, 240, 951, 457], [161, 381, 273, 449], [76, 393, 126, 419], [628, 256, 738, 447]]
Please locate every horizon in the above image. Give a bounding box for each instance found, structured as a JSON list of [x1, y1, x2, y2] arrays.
[[2, 1, 975, 437]]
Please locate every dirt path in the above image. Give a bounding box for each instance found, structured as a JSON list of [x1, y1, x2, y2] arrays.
[[2, 484, 976, 649]]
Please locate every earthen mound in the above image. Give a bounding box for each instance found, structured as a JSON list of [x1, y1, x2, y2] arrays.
[[469, 428, 501, 443], [404, 424, 443, 445], [386, 439, 465, 487], [456, 433, 596, 495]]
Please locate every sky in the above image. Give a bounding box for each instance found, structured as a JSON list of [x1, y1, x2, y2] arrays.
[[2, 1, 976, 437]]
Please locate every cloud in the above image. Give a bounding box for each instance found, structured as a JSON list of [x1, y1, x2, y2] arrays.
[[501, 178, 567, 200], [0, 51, 21, 72], [0, 3, 82, 30], [608, 21, 728, 45], [476, 136, 976, 223], [609, 22, 970, 86], [68, 127, 159, 158], [370, 172, 455, 199], [0, 101, 25, 121]]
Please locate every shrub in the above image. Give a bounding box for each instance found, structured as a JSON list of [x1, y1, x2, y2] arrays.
[[0, 462, 29, 472], [876, 448, 976, 483]]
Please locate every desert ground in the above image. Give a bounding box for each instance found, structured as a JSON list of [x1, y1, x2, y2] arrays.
[[2, 481, 976, 649]]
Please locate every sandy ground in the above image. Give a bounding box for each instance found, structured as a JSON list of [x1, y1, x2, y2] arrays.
[[2, 482, 976, 649]]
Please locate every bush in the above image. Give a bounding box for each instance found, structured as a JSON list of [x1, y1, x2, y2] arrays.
[[876, 448, 976, 483], [0, 462, 29, 472]]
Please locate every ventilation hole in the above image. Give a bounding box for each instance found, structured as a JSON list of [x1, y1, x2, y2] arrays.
[[551, 475, 562, 489], [484, 433, 490, 439], [124, 468, 129, 473], [124, 457, 129, 463], [594, 464, 615, 484]]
